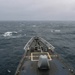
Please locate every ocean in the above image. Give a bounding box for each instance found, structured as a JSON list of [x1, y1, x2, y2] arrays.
[[0, 21, 75, 75]]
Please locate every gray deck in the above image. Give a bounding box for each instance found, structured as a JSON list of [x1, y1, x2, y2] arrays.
[[19, 59, 72, 75], [15, 37, 75, 75]]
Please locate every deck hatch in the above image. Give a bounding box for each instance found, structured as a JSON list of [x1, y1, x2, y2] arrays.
[[31, 52, 52, 61]]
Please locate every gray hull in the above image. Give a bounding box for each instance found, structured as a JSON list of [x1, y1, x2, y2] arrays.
[[15, 36, 75, 75]]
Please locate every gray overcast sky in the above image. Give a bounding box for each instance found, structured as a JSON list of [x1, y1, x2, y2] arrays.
[[0, 0, 75, 21]]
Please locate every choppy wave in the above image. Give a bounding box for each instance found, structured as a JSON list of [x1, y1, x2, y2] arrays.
[[50, 29, 61, 33], [3, 31, 17, 37], [54, 30, 61, 32], [2, 31, 24, 39], [32, 25, 36, 27], [0, 21, 75, 75]]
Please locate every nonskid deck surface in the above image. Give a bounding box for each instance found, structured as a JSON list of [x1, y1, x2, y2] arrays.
[[15, 37, 75, 75], [19, 59, 72, 75]]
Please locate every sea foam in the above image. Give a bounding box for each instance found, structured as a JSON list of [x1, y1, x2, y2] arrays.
[[54, 30, 61, 32], [3, 31, 18, 37], [32, 25, 36, 27], [50, 29, 61, 33]]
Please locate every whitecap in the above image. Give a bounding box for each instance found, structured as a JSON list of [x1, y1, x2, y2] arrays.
[[50, 29, 54, 32], [32, 25, 36, 27], [3, 31, 18, 37], [50, 29, 61, 33], [3, 32, 12, 37], [54, 30, 61, 32], [2, 31, 26, 39], [7, 70, 11, 73]]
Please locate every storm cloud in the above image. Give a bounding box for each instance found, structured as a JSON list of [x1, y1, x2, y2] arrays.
[[0, 0, 75, 20]]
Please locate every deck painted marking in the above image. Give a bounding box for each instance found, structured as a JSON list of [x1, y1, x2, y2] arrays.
[[31, 52, 52, 61]]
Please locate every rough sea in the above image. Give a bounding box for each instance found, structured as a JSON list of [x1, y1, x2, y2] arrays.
[[0, 21, 75, 75]]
